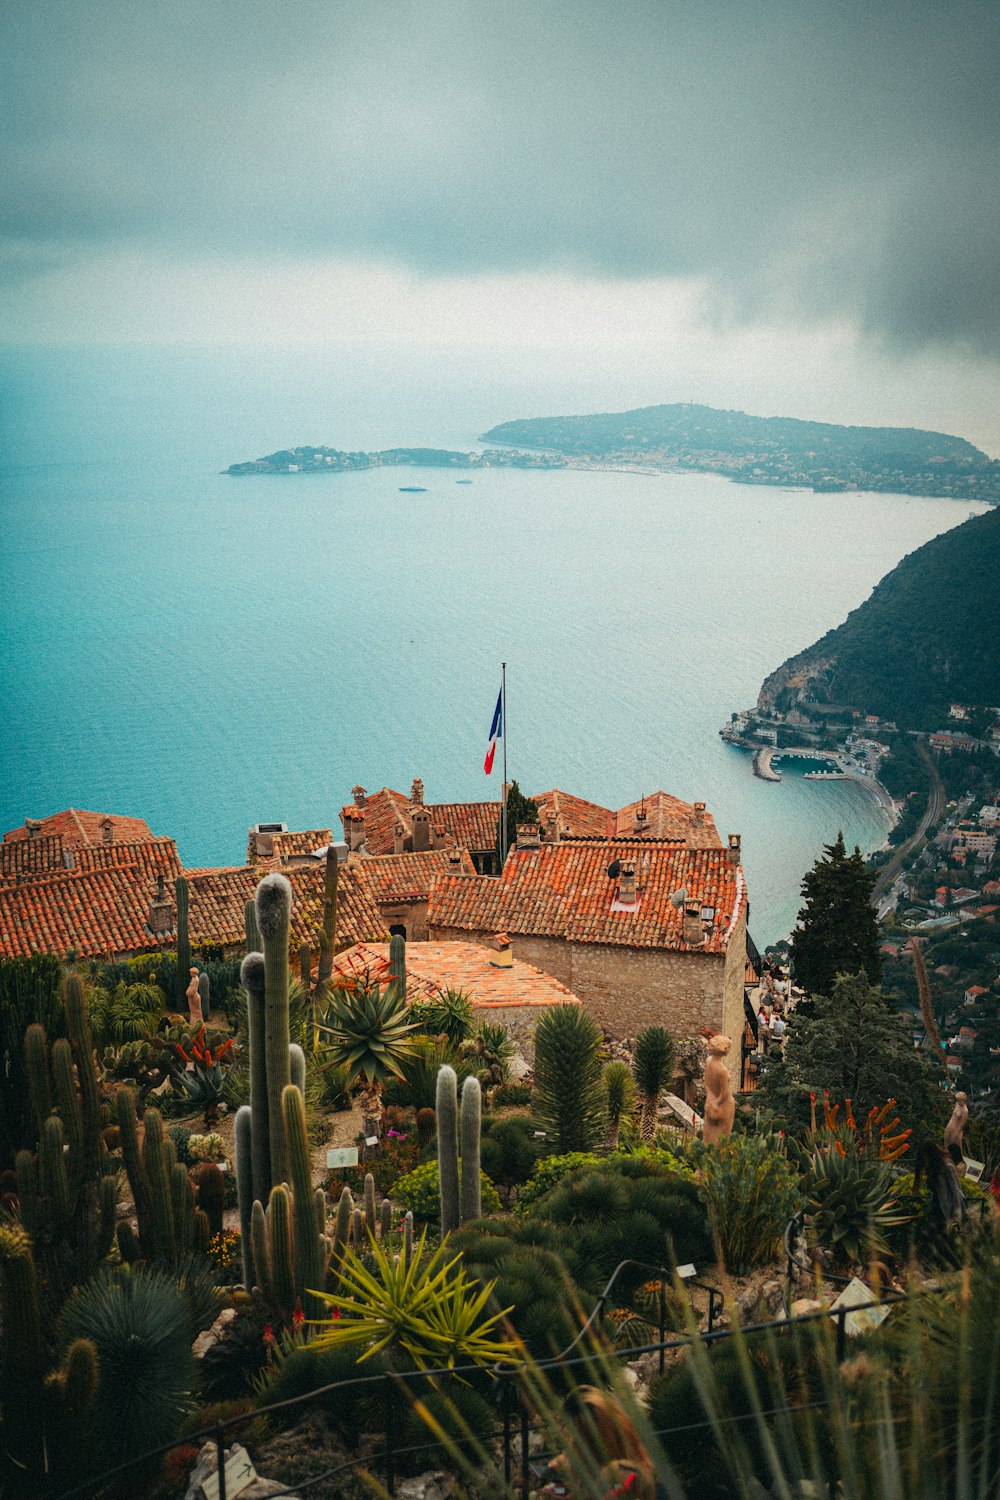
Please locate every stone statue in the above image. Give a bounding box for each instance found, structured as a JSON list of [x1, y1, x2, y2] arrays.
[[702, 1034, 735, 1144], [186, 966, 204, 1028], [944, 1091, 969, 1165]]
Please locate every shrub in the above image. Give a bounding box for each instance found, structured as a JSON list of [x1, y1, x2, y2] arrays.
[[167, 1124, 193, 1165], [479, 1115, 544, 1200], [532, 1005, 604, 1152], [58, 1267, 199, 1470], [452, 1220, 593, 1360], [258, 1338, 391, 1430], [698, 1133, 804, 1272], [410, 988, 475, 1046], [390, 1159, 501, 1222], [492, 1081, 532, 1107], [516, 1152, 605, 1213], [0, 953, 64, 1167], [201, 1307, 272, 1401]]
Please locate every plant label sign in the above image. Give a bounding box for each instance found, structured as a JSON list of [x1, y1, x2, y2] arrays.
[[829, 1276, 891, 1338], [201, 1448, 257, 1500], [326, 1147, 359, 1169], [963, 1157, 985, 1183]]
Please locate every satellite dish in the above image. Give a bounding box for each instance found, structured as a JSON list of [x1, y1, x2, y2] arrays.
[[669, 886, 688, 909], [607, 858, 622, 880]]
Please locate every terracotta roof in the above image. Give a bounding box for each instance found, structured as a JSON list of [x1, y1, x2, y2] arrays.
[[0, 857, 388, 962], [343, 787, 500, 856], [0, 835, 71, 886], [3, 809, 158, 847], [353, 849, 476, 905], [0, 865, 167, 959], [271, 829, 333, 862], [332, 940, 582, 1011], [71, 839, 183, 881], [534, 789, 613, 839], [429, 839, 745, 953], [0, 835, 181, 892], [614, 791, 722, 846]]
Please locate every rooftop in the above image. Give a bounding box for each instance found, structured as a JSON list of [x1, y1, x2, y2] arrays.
[[331, 940, 582, 1012], [3, 809, 158, 847]]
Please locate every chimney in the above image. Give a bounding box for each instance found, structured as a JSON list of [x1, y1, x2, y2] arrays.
[[490, 931, 514, 969], [25, 819, 42, 840], [516, 822, 541, 850], [412, 806, 431, 852], [148, 873, 174, 936], [411, 777, 424, 806], [542, 808, 559, 843], [393, 821, 406, 855], [352, 785, 368, 809], [634, 807, 649, 837], [447, 845, 463, 867], [100, 817, 114, 846], [618, 860, 637, 905], [683, 901, 706, 947], [728, 833, 741, 867], [693, 801, 705, 827]]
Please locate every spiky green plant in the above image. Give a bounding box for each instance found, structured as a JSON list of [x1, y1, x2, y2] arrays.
[[803, 1136, 909, 1265], [58, 1266, 198, 1471], [175, 875, 190, 1006], [314, 845, 339, 992], [411, 988, 475, 1046], [256, 873, 292, 1186], [388, 931, 407, 1000], [633, 1026, 675, 1144], [532, 1004, 605, 1153], [602, 1061, 636, 1149], [316, 978, 418, 1116], [310, 1229, 518, 1370], [697, 1131, 804, 1272]]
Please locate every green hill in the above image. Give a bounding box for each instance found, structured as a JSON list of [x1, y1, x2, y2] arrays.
[[758, 506, 1000, 727], [482, 402, 999, 501]]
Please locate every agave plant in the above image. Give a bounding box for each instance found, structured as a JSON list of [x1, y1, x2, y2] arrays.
[[310, 1229, 519, 1370], [411, 987, 475, 1046], [316, 978, 418, 1115], [804, 1137, 910, 1265]]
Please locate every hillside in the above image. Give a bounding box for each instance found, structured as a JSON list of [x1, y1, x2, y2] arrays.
[[757, 506, 1000, 727], [482, 403, 1000, 501]]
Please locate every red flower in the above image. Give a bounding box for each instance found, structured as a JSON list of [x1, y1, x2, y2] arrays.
[[331, 1306, 341, 1321], [263, 1322, 275, 1345], [293, 1298, 305, 1327]]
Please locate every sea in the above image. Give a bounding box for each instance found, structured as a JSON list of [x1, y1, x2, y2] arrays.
[[1, 347, 991, 946]]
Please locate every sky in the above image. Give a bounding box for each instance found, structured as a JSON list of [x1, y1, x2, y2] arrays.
[[3, 0, 999, 450]]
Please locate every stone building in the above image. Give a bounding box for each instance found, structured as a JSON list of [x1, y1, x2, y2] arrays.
[[428, 829, 750, 1085]]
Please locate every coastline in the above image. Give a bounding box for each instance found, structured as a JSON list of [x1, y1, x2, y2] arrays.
[[753, 745, 899, 830]]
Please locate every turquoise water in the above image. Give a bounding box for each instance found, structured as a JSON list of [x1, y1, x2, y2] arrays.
[[1, 348, 989, 944]]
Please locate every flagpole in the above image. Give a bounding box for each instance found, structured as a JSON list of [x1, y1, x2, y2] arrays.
[[501, 660, 508, 866]]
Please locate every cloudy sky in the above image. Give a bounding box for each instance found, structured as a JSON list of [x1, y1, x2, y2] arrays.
[[3, 0, 999, 448]]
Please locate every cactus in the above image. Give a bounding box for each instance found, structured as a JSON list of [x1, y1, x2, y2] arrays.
[[389, 932, 407, 1000], [403, 1209, 414, 1269], [0, 1225, 98, 1486], [176, 876, 191, 1006], [299, 941, 311, 988], [234, 1105, 255, 1286], [333, 1185, 352, 1270], [16, 977, 116, 1304], [436, 1065, 461, 1234], [256, 874, 292, 1186], [283, 1084, 327, 1318], [196, 1162, 225, 1238], [380, 1197, 392, 1238], [315, 845, 340, 992], [198, 969, 211, 1017], [240, 951, 271, 1203], [460, 1075, 482, 1224], [364, 1171, 377, 1230], [289, 1042, 307, 1097], [245, 898, 261, 956], [117, 1091, 208, 1264], [247, 1083, 331, 1324]]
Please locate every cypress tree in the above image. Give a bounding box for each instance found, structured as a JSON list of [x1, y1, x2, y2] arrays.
[[789, 831, 881, 1001]]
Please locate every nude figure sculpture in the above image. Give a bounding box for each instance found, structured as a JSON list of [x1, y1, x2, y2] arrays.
[[702, 1034, 736, 1144], [944, 1091, 969, 1165], [186, 966, 204, 1028]]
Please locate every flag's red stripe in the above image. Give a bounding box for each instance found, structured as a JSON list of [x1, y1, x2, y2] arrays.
[[484, 741, 497, 774]]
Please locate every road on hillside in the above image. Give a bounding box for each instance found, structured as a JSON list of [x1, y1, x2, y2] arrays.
[[871, 741, 944, 907]]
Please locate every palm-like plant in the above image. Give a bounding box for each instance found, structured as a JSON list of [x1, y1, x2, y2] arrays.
[[315, 979, 418, 1116], [633, 1027, 675, 1143], [533, 1005, 605, 1153], [310, 1230, 519, 1370], [602, 1060, 636, 1149]]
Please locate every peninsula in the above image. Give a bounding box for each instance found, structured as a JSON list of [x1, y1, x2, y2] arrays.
[[482, 402, 1000, 503], [225, 445, 565, 476]]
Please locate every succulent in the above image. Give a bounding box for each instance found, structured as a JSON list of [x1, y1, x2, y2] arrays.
[[633, 1027, 675, 1144], [532, 1005, 605, 1153]]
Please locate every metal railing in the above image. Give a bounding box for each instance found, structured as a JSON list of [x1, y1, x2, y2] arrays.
[[49, 1263, 926, 1500]]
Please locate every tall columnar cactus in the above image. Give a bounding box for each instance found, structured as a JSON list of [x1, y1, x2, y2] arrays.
[[248, 1085, 331, 1323], [240, 952, 271, 1203], [16, 976, 116, 1304], [245, 898, 261, 956], [436, 1065, 461, 1234], [315, 845, 340, 991], [0, 1224, 99, 1486], [256, 874, 292, 1187], [116, 1090, 208, 1264], [299, 941, 311, 988], [460, 1075, 483, 1224], [176, 876, 191, 1005], [289, 1043, 307, 1097], [364, 1171, 377, 1230], [198, 969, 211, 1018], [389, 933, 407, 1001], [196, 1162, 225, 1238], [234, 1105, 255, 1287]]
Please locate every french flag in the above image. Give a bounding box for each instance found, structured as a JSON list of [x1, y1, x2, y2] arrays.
[[484, 688, 503, 774]]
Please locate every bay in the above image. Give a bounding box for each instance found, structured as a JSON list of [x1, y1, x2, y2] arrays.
[[1, 347, 989, 945]]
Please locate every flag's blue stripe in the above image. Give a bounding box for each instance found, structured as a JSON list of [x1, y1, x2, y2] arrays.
[[489, 689, 503, 739]]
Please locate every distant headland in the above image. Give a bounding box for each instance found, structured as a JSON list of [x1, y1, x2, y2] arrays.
[[226, 402, 1000, 502]]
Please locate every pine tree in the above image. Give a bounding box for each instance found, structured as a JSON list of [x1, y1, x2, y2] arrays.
[[496, 781, 539, 865], [789, 831, 881, 1000]]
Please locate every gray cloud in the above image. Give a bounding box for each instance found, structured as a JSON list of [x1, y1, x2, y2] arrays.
[[2, 0, 998, 353]]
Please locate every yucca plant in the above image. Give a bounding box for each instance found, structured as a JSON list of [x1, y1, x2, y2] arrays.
[[633, 1026, 675, 1144], [310, 1230, 519, 1370], [533, 1004, 605, 1152], [316, 978, 418, 1117], [603, 1060, 636, 1148]]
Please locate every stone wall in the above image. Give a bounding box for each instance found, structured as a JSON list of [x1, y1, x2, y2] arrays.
[[430, 922, 745, 1086]]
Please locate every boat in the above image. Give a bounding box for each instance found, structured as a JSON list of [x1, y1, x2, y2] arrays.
[[398, 486, 427, 493]]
